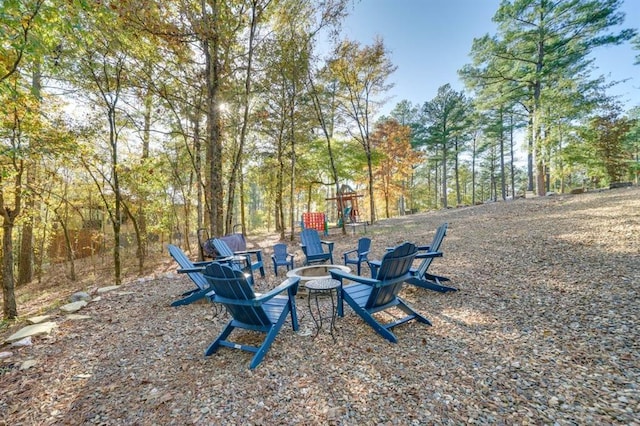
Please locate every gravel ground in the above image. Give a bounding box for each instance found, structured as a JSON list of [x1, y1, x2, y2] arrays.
[[1, 186, 639, 425]]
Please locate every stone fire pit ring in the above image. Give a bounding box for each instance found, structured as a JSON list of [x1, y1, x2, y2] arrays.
[[286, 264, 351, 283]]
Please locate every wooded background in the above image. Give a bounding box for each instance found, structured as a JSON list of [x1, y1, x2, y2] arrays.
[[1, 0, 639, 318]]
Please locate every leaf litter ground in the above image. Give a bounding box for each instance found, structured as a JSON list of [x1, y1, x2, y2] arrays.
[[1, 187, 639, 425]]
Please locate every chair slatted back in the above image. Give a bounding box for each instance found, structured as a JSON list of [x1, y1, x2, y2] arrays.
[[168, 244, 208, 291], [272, 243, 288, 263], [203, 263, 271, 326], [212, 238, 235, 257], [300, 229, 323, 256], [367, 242, 418, 307], [357, 237, 371, 255], [415, 223, 447, 278]]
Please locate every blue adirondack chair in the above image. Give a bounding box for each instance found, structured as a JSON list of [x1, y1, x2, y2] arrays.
[[330, 242, 431, 343], [406, 223, 457, 292], [202, 262, 300, 369], [300, 229, 334, 265], [167, 244, 215, 306], [271, 243, 295, 276], [343, 237, 371, 276], [211, 238, 265, 282]]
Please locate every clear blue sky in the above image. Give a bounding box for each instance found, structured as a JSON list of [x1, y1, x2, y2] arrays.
[[341, 0, 640, 115]]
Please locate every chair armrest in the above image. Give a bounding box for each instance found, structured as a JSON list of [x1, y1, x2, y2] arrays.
[[237, 248, 263, 259], [213, 255, 235, 262], [177, 267, 204, 273], [333, 266, 412, 287], [321, 241, 335, 252], [415, 251, 443, 259], [254, 277, 300, 302], [367, 259, 381, 279], [246, 251, 263, 263], [233, 250, 254, 259], [343, 248, 358, 256], [330, 268, 379, 286], [416, 245, 432, 252], [192, 260, 214, 267]]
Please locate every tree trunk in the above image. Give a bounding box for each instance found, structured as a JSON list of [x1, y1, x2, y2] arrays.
[[367, 152, 376, 224], [202, 0, 224, 237], [288, 125, 296, 241], [535, 139, 545, 196], [288, 80, 297, 239], [108, 104, 122, 286], [433, 159, 439, 208], [274, 82, 286, 239], [193, 114, 205, 259], [499, 108, 506, 200], [2, 216, 18, 319], [510, 113, 516, 197], [384, 177, 390, 218], [441, 143, 448, 208], [472, 133, 477, 205], [122, 201, 143, 274], [56, 211, 76, 281], [18, 178, 34, 286], [308, 73, 342, 234], [454, 138, 461, 205], [18, 62, 42, 286], [138, 85, 153, 260], [277, 137, 285, 238], [227, 2, 260, 235], [527, 114, 534, 192]]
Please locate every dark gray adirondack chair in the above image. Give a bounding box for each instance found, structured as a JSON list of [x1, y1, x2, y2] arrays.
[[406, 223, 457, 292], [167, 244, 215, 306], [330, 242, 431, 343], [202, 262, 300, 369], [211, 238, 265, 281], [271, 243, 295, 276], [343, 237, 371, 276], [300, 229, 334, 265], [198, 228, 249, 258]]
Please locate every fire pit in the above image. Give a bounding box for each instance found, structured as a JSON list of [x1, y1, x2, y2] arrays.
[[286, 264, 351, 283]]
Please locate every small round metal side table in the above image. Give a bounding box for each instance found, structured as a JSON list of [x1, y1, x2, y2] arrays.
[[305, 278, 341, 339]]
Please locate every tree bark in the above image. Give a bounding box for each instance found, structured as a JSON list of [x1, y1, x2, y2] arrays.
[[441, 142, 448, 209], [2, 215, 18, 319], [202, 0, 224, 237]]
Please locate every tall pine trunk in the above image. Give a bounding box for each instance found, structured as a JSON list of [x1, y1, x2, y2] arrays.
[[441, 142, 448, 208], [499, 108, 506, 200]]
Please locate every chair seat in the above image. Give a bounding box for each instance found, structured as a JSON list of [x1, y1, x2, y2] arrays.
[[258, 296, 291, 323]]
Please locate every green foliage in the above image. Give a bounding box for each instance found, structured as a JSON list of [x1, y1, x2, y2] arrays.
[[461, 0, 636, 195], [570, 108, 635, 184]]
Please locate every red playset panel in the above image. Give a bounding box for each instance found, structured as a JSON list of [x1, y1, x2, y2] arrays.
[[302, 212, 326, 233]]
